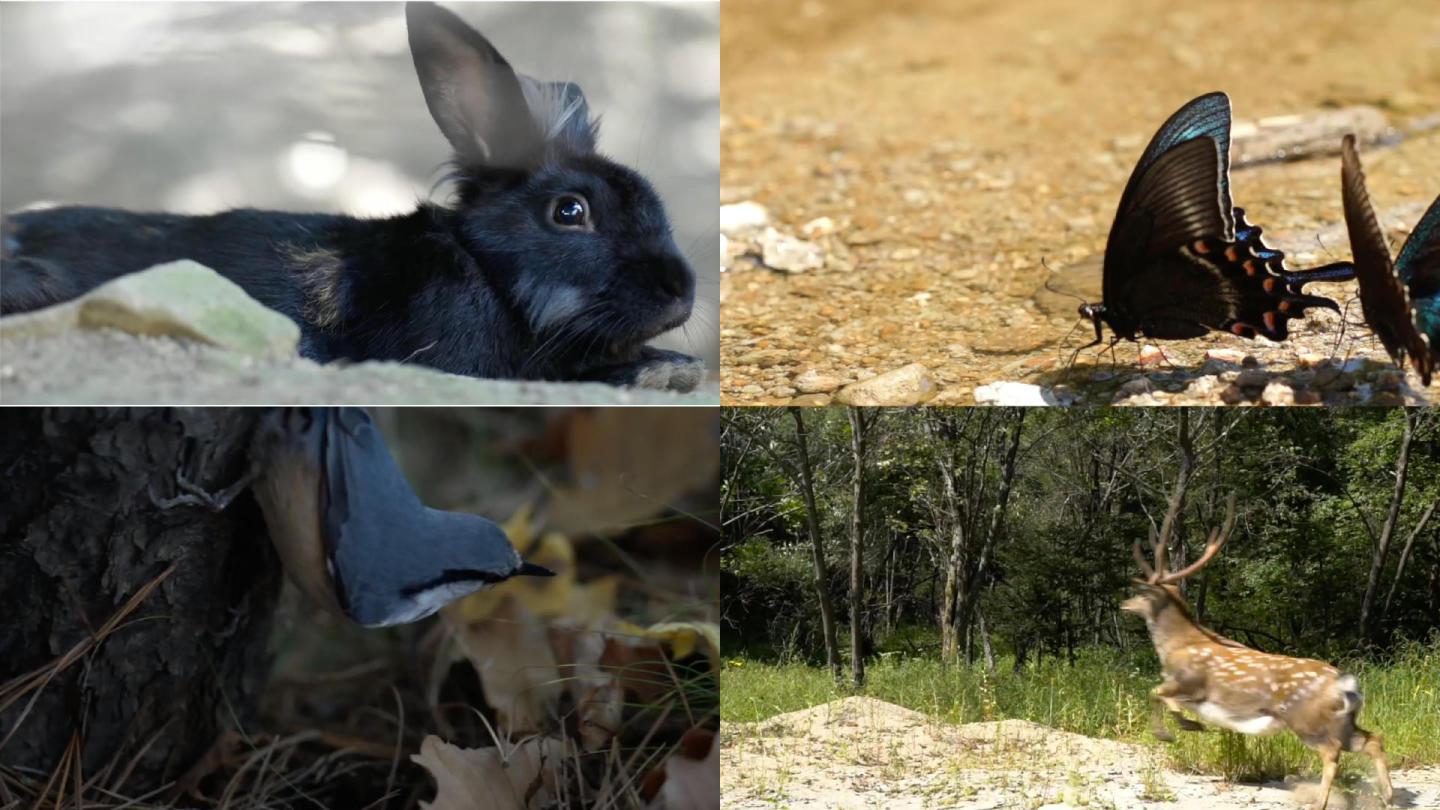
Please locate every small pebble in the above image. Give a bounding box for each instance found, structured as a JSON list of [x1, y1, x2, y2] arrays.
[[1260, 382, 1296, 406], [1136, 345, 1165, 365], [720, 201, 769, 235], [1236, 368, 1269, 390], [1205, 349, 1246, 364], [1220, 383, 1250, 405], [759, 228, 823, 273], [800, 216, 836, 238], [1117, 377, 1154, 397], [793, 369, 842, 393]]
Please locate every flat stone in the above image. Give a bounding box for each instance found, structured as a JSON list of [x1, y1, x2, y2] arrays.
[[0, 260, 299, 357], [788, 393, 832, 406], [1231, 105, 1391, 166], [833, 363, 936, 405]]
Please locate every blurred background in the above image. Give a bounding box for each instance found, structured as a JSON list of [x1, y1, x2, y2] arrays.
[[0, 2, 720, 368]]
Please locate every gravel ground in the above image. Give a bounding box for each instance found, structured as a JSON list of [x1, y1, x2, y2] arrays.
[[722, 697, 1439, 810], [0, 329, 719, 405], [719, 0, 1440, 405]]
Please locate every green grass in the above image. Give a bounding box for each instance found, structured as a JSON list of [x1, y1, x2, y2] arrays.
[[723, 640, 1440, 781]]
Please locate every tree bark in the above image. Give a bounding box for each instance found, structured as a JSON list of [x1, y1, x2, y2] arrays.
[[1360, 409, 1415, 644], [953, 411, 1025, 648], [789, 407, 840, 679], [846, 407, 870, 688], [1382, 495, 1438, 622], [977, 605, 996, 674], [934, 440, 965, 663], [0, 408, 281, 793]]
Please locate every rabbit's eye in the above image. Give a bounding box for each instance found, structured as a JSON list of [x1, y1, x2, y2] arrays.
[[548, 194, 591, 231]]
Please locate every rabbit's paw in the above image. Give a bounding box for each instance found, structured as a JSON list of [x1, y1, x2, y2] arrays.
[[579, 347, 704, 392]]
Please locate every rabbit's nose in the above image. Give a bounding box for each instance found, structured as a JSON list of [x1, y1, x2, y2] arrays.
[[655, 253, 694, 301]]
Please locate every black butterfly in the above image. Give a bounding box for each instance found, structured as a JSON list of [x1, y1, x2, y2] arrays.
[[1079, 92, 1355, 353], [1340, 134, 1440, 385]]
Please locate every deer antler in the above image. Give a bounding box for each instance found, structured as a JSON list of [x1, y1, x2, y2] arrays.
[[1135, 493, 1236, 585]]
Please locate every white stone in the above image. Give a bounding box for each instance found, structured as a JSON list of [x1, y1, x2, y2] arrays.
[[972, 381, 1062, 406], [759, 228, 824, 273], [719, 201, 769, 235]]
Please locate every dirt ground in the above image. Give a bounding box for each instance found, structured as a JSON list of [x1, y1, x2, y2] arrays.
[[720, 0, 1440, 405], [722, 697, 1440, 810]]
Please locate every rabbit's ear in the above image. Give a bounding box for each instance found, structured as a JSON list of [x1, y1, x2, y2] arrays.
[[406, 1, 542, 169], [517, 78, 596, 155]]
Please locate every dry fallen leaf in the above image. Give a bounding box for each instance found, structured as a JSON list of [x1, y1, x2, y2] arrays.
[[644, 728, 718, 810], [449, 594, 562, 736], [412, 734, 571, 810]]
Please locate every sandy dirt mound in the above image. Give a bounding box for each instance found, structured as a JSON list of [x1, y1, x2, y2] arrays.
[[722, 697, 1440, 810]]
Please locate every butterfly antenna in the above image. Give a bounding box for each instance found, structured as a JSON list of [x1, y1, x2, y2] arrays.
[[1043, 256, 1100, 374], [1040, 260, 1089, 305], [1058, 318, 1086, 371]]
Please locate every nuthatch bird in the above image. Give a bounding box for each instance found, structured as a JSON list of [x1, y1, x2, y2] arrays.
[[248, 408, 553, 627]]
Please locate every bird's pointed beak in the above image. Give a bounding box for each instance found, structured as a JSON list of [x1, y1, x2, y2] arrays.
[[516, 560, 555, 578]]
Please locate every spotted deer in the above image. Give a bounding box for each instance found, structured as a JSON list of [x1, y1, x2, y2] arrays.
[[1123, 494, 1392, 809]]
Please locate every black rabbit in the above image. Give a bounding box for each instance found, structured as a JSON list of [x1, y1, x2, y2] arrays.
[[0, 2, 701, 390]]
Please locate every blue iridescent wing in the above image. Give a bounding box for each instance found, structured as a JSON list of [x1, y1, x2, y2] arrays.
[[1393, 193, 1440, 291], [1116, 92, 1234, 240]]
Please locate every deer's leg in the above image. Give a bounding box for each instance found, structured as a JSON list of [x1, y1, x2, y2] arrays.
[[1354, 728, 1392, 805], [1146, 686, 1175, 741], [1150, 681, 1203, 737], [1312, 741, 1340, 810]]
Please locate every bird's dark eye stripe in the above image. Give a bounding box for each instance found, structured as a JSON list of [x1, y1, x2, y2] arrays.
[[399, 568, 506, 598]]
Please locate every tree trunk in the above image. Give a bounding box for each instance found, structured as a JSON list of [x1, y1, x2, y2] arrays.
[[1383, 494, 1439, 622], [1360, 409, 1415, 644], [846, 407, 869, 689], [937, 467, 964, 664], [977, 607, 995, 674], [789, 407, 840, 679], [0, 408, 282, 793], [953, 411, 1025, 647]]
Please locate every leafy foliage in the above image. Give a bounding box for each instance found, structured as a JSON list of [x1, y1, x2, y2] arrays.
[[724, 408, 1440, 666]]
